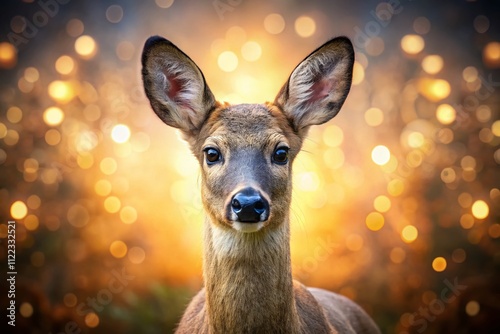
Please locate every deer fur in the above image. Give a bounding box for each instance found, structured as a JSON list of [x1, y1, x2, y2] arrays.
[[142, 35, 381, 334]]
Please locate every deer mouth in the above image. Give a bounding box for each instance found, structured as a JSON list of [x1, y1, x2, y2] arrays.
[[232, 221, 266, 233]]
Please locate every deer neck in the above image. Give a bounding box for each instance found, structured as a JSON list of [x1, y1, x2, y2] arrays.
[[203, 218, 300, 333]]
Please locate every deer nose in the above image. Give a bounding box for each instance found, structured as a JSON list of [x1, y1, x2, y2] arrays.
[[231, 188, 269, 223]]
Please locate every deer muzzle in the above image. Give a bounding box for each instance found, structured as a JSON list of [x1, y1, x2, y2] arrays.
[[229, 187, 270, 223]]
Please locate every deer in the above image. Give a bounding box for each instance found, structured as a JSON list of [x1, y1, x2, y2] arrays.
[[141, 35, 381, 334]]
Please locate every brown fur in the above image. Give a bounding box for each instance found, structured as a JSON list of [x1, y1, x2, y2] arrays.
[[142, 36, 381, 334]]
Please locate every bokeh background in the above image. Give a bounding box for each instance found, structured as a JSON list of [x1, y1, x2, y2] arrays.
[[1, 0, 499, 333]]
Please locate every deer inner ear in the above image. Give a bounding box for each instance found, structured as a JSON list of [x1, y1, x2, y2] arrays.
[[164, 70, 184, 101], [310, 78, 334, 103]]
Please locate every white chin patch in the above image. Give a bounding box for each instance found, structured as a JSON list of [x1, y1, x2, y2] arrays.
[[232, 222, 264, 233]]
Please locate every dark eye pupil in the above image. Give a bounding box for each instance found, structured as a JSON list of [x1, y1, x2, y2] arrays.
[[274, 148, 288, 163], [206, 148, 220, 163]]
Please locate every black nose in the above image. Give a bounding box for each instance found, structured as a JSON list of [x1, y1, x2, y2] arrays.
[[231, 188, 269, 223]]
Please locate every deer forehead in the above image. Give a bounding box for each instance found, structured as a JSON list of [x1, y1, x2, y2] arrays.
[[200, 103, 295, 149]]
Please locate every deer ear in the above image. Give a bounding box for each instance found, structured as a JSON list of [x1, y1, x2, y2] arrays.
[[141, 36, 216, 134], [275, 37, 354, 132]]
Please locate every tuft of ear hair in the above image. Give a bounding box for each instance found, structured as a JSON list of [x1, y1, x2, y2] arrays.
[[274, 37, 354, 133], [141, 36, 217, 135]]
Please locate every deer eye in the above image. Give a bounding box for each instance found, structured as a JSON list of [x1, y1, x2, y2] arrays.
[[272, 147, 289, 165], [204, 148, 221, 165]]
